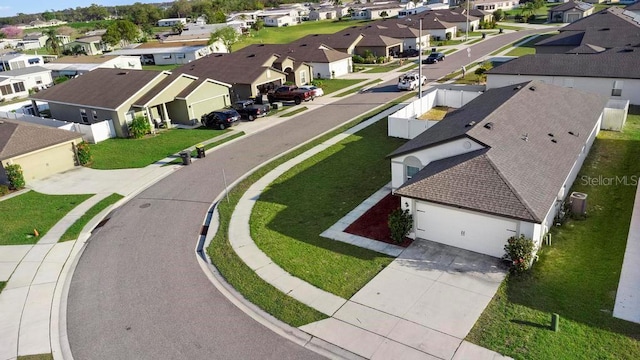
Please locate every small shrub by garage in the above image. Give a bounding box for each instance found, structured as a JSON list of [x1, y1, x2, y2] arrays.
[[129, 116, 151, 139], [5, 163, 25, 190], [503, 234, 535, 273], [388, 207, 412, 244], [76, 141, 92, 166]]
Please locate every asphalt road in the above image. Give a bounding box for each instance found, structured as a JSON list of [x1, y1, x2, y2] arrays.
[[67, 29, 546, 360]]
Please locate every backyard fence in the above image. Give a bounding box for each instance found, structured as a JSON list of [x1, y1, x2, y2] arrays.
[[0, 111, 115, 143]]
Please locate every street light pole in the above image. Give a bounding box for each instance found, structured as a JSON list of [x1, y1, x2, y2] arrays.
[[419, 17, 422, 99], [465, 0, 470, 41]]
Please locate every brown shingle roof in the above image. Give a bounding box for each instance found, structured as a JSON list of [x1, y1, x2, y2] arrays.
[[394, 81, 608, 222], [50, 55, 121, 64], [172, 52, 286, 85], [30, 68, 163, 110], [0, 118, 82, 161], [238, 43, 350, 63]]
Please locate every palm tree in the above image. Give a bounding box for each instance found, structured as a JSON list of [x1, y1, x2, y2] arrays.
[[43, 28, 62, 56], [172, 22, 185, 35]]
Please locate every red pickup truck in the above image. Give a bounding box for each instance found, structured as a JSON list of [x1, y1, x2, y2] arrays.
[[267, 85, 314, 105]]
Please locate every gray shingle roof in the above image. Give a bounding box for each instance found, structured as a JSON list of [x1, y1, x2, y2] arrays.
[[627, 2, 640, 11], [393, 81, 608, 222], [487, 48, 640, 79], [549, 0, 593, 13], [536, 7, 640, 50], [239, 43, 351, 64], [0, 118, 82, 161], [30, 68, 162, 109], [0, 66, 50, 77]]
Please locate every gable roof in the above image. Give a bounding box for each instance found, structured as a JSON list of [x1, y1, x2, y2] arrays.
[[549, 0, 593, 13], [393, 81, 608, 222], [238, 43, 351, 64], [297, 32, 364, 51], [172, 51, 286, 85], [30, 68, 163, 109], [487, 48, 640, 79], [0, 118, 81, 161]]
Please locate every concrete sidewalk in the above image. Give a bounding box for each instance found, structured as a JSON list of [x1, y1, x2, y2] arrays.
[[218, 97, 513, 359]]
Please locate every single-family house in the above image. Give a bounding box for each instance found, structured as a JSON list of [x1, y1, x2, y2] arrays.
[[43, 55, 142, 78], [389, 81, 608, 258], [548, 1, 594, 23], [351, 5, 404, 20], [109, 42, 217, 66], [0, 76, 28, 102], [172, 50, 306, 99], [535, 7, 640, 54], [420, 9, 481, 33], [332, 20, 430, 55], [0, 53, 44, 72], [264, 14, 296, 27], [0, 118, 83, 184], [30, 68, 232, 137], [64, 35, 111, 56], [0, 66, 52, 93], [240, 42, 351, 79], [309, 8, 338, 21], [21, 33, 48, 48], [486, 48, 640, 104], [298, 32, 365, 55], [473, 0, 521, 11], [453, 7, 494, 24], [158, 18, 188, 27]]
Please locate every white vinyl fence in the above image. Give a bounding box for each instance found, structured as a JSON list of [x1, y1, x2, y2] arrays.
[[602, 99, 629, 132], [0, 111, 115, 143], [388, 86, 484, 139]]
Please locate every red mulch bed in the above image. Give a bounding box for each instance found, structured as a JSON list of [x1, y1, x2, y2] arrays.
[[344, 193, 413, 248]]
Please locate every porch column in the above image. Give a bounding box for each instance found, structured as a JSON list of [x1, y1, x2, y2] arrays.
[[161, 103, 171, 128]]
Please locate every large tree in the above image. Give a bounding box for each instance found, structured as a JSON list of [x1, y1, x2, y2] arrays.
[[85, 3, 109, 21], [169, 0, 192, 18], [102, 19, 140, 47], [208, 26, 239, 52]]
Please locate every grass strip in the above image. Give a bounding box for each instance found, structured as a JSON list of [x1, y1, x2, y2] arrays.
[[467, 108, 640, 359], [364, 62, 403, 73], [59, 193, 124, 242], [0, 191, 91, 245], [207, 92, 416, 326], [164, 131, 246, 165], [334, 79, 383, 97], [18, 355, 53, 360], [279, 106, 308, 117], [0, 281, 5, 294]]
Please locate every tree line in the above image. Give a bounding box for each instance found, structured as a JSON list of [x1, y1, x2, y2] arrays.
[[0, 0, 315, 27]]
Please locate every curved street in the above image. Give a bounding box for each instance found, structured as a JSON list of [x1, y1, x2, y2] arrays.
[[66, 29, 547, 359]]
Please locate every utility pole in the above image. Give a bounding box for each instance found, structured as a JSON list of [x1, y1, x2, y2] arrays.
[[418, 17, 423, 99], [465, 0, 470, 41]]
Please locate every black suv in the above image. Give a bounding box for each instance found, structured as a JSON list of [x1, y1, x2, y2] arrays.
[[201, 109, 240, 129], [398, 49, 420, 58], [233, 99, 270, 121], [422, 52, 445, 64]]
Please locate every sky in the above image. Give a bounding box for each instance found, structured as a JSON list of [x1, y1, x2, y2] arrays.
[[0, 0, 159, 17]]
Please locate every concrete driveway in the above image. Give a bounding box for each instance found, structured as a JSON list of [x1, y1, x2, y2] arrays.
[[301, 240, 507, 359]]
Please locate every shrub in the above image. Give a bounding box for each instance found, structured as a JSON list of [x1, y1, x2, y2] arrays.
[[76, 141, 92, 166], [504, 235, 535, 273], [5, 163, 25, 189], [388, 207, 412, 244], [376, 56, 386, 64], [493, 9, 505, 22], [445, 32, 452, 41], [129, 116, 150, 139], [311, 79, 323, 87], [352, 54, 364, 64], [0, 185, 9, 196]]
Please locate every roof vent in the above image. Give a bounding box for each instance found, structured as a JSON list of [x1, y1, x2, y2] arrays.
[[247, 54, 256, 57], [514, 85, 522, 90], [484, 122, 493, 130], [599, 27, 610, 31], [117, 71, 129, 75], [465, 121, 476, 127], [521, 133, 529, 141], [621, 48, 634, 53], [568, 131, 579, 137], [551, 139, 557, 143], [529, 85, 536, 91], [548, 133, 554, 137]]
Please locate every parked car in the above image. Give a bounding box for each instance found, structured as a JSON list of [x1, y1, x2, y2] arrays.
[[298, 85, 324, 97], [201, 109, 240, 129], [267, 85, 314, 105], [232, 99, 270, 121], [397, 72, 427, 91], [423, 52, 445, 64], [398, 49, 420, 58]]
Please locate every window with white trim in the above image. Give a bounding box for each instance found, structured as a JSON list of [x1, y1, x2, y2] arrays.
[[0, 84, 13, 95], [80, 109, 89, 123], [162, 54, 171, 59], [12, 82, 25, 92], [300, 70, 306, 84], [612, 80, 623, 96], [407, 166, 420, 180], [176, 53, 185, 59]]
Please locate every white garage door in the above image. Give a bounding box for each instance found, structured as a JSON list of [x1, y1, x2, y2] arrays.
[[415, 202, 518, 258]]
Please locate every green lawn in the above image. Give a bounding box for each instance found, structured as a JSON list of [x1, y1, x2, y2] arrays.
[[251, 117, 404, 298], [505, 47, 535, 56], [316, 78, 365, 95], [280, 106, 308, 117], [235, 19, 370, 50], [59, 193, 123, 242], [0, 191, 91, 245], [89, 128, 226, 169], [467, 108, 640, 359], [18, 354, 53, 360], [504, 33, 556, 57], [207, 93, 415, 326], [0, 281, 5, 294], [364, 62, 404, 73]]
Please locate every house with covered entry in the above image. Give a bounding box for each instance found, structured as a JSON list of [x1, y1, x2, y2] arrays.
[[547, 0, 594, 23], [29, 68, 232, 137], [0, 66, 53, 94], [389, 81, 608, 258]]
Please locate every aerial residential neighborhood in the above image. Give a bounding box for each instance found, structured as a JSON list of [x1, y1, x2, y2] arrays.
[[1, 0, 639, 359]]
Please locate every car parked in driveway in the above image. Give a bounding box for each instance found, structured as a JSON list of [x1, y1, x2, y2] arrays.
[[298, 85, 324, 97], [201, 109, 240, 129], [423, 52, 445, 64], [232, 99, 270, 121]]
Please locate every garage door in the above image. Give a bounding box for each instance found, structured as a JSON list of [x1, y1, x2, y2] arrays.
[[415, 202, 518, 258], [14, 142, 77, 182]]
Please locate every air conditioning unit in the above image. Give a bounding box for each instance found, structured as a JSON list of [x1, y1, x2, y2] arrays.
[[570, 192, 587, 216]]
